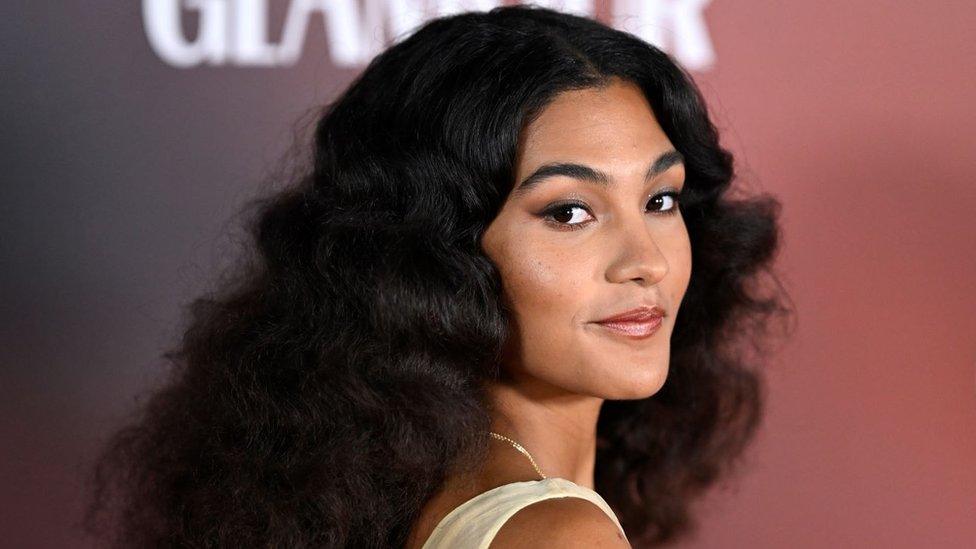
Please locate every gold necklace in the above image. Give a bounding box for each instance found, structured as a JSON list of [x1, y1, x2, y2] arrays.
[[487, 431, 547, 480]]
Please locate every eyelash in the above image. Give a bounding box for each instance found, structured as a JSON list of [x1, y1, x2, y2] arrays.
[[539, 189, 683, 231]]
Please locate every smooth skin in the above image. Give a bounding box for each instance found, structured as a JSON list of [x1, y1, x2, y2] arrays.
[[407, 77, 691, 548]]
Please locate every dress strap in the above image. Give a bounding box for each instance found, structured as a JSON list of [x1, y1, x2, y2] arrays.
[[422, 477, 627, 548]]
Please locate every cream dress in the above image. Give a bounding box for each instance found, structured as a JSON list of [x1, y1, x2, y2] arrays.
[[421, 477, 628, 548]]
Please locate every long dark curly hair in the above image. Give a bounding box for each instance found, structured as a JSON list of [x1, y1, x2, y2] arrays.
[[84, 5, 795, 548]]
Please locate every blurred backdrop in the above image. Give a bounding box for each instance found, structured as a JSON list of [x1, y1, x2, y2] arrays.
[[2, 1, 974, 547]]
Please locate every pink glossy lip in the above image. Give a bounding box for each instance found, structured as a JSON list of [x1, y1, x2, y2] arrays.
[[591, 305, 665, 340], [593, 316, 663, 339], [593, 305, 666, 324]]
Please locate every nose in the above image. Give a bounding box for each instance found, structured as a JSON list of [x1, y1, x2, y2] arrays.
[[604, 214, 669, 286]]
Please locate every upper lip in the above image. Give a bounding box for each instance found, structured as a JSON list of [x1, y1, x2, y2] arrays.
[[593, 304, 666, 323]]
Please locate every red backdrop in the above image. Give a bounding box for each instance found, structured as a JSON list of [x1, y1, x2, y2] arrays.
[[2, 1, 973, 547]]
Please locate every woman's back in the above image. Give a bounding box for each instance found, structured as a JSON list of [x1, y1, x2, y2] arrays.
[[420, 477, 628, 548]]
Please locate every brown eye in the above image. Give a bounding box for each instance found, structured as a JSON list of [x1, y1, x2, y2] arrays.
[[540, 201, 594, 230], [648, 191, 681, 215]]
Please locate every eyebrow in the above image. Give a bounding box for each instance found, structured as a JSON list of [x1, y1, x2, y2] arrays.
[[512, 149, 685, 197]]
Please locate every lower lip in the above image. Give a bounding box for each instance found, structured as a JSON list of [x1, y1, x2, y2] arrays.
[[592, 316, 663, 339]]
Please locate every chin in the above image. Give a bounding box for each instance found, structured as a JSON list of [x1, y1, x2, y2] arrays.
[[594, 360, 670, 401]]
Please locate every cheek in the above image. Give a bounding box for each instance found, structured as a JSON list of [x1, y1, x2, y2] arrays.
[[503, 249, 582, 322], [495, 240, 595, 370], [499, 249, 591, 381], [666, 223, 693, 304]]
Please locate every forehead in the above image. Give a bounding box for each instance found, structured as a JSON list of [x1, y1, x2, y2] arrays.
[[515, 79, 673, 173]]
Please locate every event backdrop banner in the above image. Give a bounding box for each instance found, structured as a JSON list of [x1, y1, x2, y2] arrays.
[[3, 1, 974, 548]]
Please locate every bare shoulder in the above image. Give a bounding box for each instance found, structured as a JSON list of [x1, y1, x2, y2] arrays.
[[489, 496, 630, 548]]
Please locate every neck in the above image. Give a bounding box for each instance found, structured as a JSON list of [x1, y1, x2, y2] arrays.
[[485, 376, 604, 490]]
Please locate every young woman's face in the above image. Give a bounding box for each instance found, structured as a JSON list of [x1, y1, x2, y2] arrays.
[[481, 79, 692, 400]]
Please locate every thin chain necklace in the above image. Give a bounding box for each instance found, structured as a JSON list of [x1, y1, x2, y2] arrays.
[[487, 431, 547, 480]]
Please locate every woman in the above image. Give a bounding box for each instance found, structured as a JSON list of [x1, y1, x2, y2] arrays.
[[86, 5, 794, 548]]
